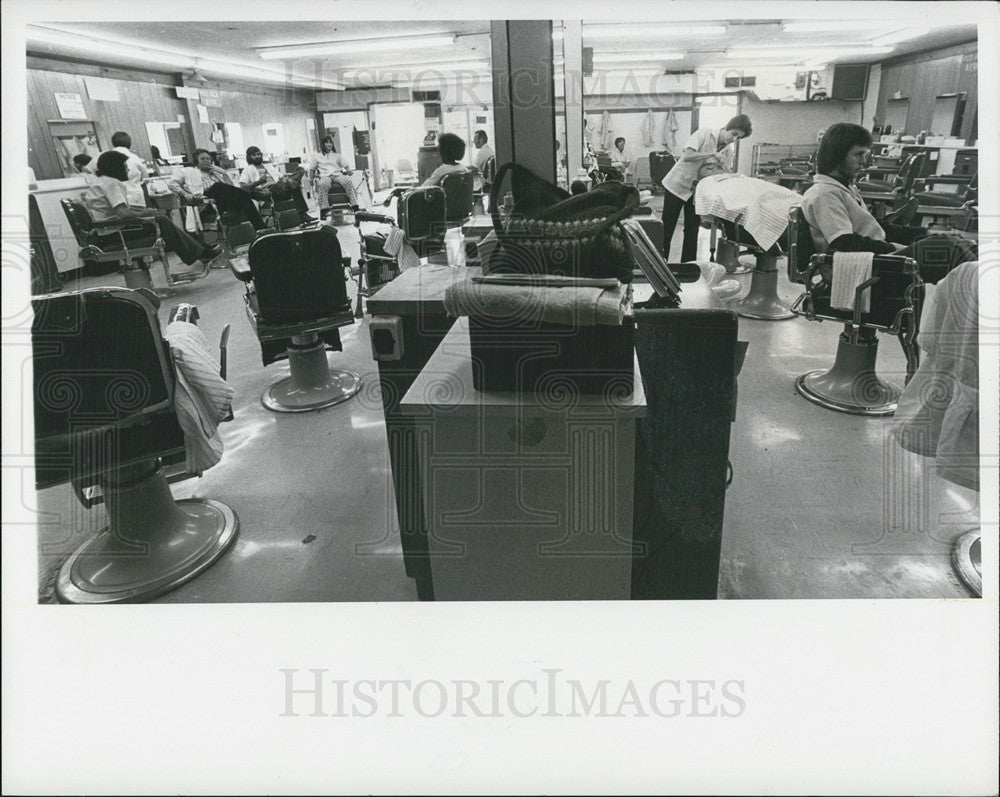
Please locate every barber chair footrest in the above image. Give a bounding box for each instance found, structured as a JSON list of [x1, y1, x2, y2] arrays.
[[795, 334, 900, 416], [261, 343, 362, 413], [56, 466, 238, 603], [729, 268, 794, 320]]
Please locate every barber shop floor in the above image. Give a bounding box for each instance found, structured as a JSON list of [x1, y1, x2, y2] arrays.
[[32, 203, 979, 603]]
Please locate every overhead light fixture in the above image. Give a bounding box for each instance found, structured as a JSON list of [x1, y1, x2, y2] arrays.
[[870, 28, 932, 45], [340, 60, 488, 77], [257, 34, 456, 60], [782, 21, 893, 33], [727, 46, 894, 59], [593, 52, 684, 62], [26, 24, 343, 89], [26, 25, 195, 69], [583, 24, 726, 38]]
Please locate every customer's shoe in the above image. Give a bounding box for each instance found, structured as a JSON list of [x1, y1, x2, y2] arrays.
[[198, 244, 223, 264], [301, 213, 318, 224]]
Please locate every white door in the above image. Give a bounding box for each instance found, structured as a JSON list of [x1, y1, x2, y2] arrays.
[[370, 102, 426, 189]]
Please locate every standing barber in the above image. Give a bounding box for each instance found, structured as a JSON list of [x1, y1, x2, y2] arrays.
[[661, 114, 752, 262]]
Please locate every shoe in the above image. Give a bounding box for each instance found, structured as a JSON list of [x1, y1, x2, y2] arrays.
[[351, 205, 361, 213], [301, 214, 317, 224], [198, 244, 222, 264]]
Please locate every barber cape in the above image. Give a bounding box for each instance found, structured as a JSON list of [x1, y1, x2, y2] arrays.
[[163, 320, 234, 473]]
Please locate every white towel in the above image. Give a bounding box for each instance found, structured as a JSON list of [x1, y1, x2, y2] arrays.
[[830, 252, 875, 314], [383, 226, 405, 256], [163, 321, 234, 474], [444, 278, 627, 326]]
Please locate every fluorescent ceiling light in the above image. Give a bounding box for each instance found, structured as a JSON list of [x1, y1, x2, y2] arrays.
[[782, 21, 893, 33], [594, 52, 684, 62], [27, 25, 195, 69], [727, 46, 894, 58], [340, 60, 488, 75], [583, 24, 726, 38], [258, 35, 455, 60], [27, 24, 342, 89], [870, 28, 932, 45]]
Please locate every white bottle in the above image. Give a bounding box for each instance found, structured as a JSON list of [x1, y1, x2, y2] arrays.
[[444, 227, 466, 268]]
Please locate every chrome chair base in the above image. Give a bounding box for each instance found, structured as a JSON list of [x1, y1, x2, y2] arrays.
[[262, 340, 362, 413], [729, 266, 794, 320], [796, 333, 900, 416], [951, 529, 982, 597], [56, 466, 238, 604]]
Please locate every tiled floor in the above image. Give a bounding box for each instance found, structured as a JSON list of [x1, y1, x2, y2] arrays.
[[33, 197, 978, 602]]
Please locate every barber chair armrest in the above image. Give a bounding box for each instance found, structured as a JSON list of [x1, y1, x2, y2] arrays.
[[355, 210, 394, 225], [913, 175, 973, 192], [250, 309, 356, 342], [229, 255, 253, 282]]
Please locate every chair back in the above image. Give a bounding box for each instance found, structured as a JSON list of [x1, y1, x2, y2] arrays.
[[276, 208, 303, 230], [397, 185, 447, 240], [787, 207, 816, 284], [247, 226, 352, 326], [440, 170, 474, 223], [596, 153, 613, 170], [897, 153, 926, 193], [31, 288, 182, 490], [60, 198, 97, 246], [397, 159, 414, 173]]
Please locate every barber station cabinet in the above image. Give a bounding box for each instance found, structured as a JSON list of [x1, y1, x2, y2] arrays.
[[368, 264, 742, 601]]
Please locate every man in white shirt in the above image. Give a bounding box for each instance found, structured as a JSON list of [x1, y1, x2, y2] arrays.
[[111, 131, 149, 208], [309, 136, 361, 211], [470, 130, 494, 190], [239, 146, 315, 223]]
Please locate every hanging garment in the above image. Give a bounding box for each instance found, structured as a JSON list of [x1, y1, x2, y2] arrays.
[[641, 110, 655, 147], [663, 109, 680, 154], [598, 111, 614, 150]]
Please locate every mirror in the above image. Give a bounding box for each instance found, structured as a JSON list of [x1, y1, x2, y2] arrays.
[[144, 121, 185, 162]]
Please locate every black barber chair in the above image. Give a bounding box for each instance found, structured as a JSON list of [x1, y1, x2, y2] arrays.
[[32, 287, 238, 603], [788, 208, 921, 416], [353, 185, 447, 317], [440, 171, 475, 228], [61, 198, 206, 293], [718, 215, 794, 320], [231, 226, 361, 412]]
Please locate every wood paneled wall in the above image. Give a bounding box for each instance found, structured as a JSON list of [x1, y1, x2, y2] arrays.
[[875, 40, 978, 141], [27, 57, 322, 179]]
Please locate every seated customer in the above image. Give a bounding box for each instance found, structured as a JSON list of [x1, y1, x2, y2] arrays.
[[610, 136, 631, 175], [83, 150, 220, 267], [309, 136, 361, 212], [239, 146, 315, 223], [422, 133, 469, 186], [801, 123, 975, 279], [72, 154, 96, 176], [172, 148, 267, 230]]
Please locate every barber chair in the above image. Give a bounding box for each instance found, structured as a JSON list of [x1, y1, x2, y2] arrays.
[[230, 226, 360, 412], [321, 182, 354, 224], [707, 217, 753, 276], [788, 208, 921, 415], [440, 171, 475, 228], [353, 185, 447, 317], [61, 198, 207, 293], [32, 287, 238, 603], [721, 216, 794, 321], [594, 153, 624, 183], [629, 156, 652, 191], [912, 173, 978, 231], [649, 152, 676, 193], [858, 153, 926, 218]]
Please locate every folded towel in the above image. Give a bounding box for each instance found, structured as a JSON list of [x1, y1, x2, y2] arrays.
[[383, 226, 405, 256], [398, 241, 420, 271], [444, 278, 627, 326], [831, 251, 875, 313]]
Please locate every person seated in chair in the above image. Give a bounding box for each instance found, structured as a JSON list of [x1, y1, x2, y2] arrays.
[[422, 133, 470, 187], [172, 148, 268, 230], [110, 130, 150, 208], [610, 136, 631, 177], [309, 136, 362, 212], [83, 150, 220, 267], [72, 153, 96, 177], [239, 146, 315, 223], [470, 129, 494, 191], [801, 123, 975, 276]]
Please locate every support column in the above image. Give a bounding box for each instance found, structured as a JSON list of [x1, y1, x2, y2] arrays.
[[562, 20, 585, 183], [490, 20, 557, 184]]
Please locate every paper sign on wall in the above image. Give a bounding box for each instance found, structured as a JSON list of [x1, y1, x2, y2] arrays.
[[54, 92, 87, 120], [197, 104, 210, 124], [176, 86, 201, 100], [84, 77, 120, 102]]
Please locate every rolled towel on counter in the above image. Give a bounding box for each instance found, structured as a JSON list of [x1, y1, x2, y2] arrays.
[[830, 251, 875, 313], [444, 277, 628, 326], [472, 273, 620, 289]]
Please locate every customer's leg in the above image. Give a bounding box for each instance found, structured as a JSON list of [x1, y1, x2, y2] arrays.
[[152, 215, 212, 265], [680, 197, 701, 263], [331, 174, 359, 207], [315, 175, 332, 210], [661, 190, 684, 260], [204, 183, 265, 229]]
